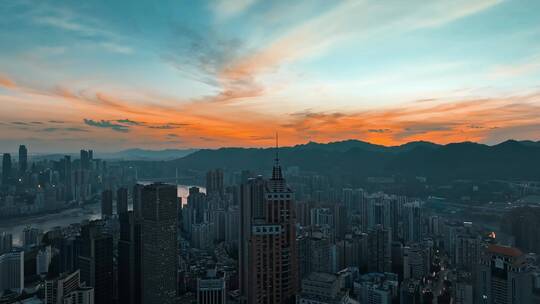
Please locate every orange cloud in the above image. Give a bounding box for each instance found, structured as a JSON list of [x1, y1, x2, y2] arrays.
[[0, 74, 16, 89], [279, 93, 540, 146], [2, 78, 540, 150], [94, 91, 540, 147]]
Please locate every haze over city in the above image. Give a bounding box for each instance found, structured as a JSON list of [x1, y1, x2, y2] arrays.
[[1, 0, 540, 152]]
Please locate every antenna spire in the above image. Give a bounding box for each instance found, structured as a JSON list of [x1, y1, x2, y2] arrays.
[[271, 132, 283, 181], [275, 132, 279, 163]]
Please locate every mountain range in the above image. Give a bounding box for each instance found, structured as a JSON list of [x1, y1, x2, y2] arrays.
[[169, 139, 540, 182]]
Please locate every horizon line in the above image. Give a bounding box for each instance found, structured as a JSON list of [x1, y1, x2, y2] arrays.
[[3, 138, 539, 155]]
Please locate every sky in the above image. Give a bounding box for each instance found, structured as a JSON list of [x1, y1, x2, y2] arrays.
[[1, 0, 540, 152]]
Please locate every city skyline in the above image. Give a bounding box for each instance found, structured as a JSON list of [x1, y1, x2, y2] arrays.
[[1, 0, 540, 152], [2, 1, 540, 300]]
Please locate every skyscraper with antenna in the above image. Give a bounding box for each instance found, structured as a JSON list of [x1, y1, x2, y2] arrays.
[[246, 132, 299, 304]]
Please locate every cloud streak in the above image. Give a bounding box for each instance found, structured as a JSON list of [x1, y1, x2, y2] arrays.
[[2, 70, 540, 149], [221, 2, 500, 83], [83, 119, 130, 133], [0, 74, 16, 89], [281, 93, 540, 145], [210, 0, 258, 20], [41, 127, 89, 133]]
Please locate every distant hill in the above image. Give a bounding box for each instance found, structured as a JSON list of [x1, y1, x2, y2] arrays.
[[294, 139, 439, 153], [30, 148, 197, 161], [169, 139, 540, 181], [97, 148, 197, 160]]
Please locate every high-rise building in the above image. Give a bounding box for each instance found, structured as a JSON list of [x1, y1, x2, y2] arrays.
[[403, 243, 430, 280], [44, 270, 94, 304], [346, 232, 369, 273], [342, 188, 355, 213], [427, 216, 440, 236], [239, 176, 265, 302], [475, 244, 532, 304], [504, 206, 540, 254], [385, 196, 405, 242], [36, 246, 52, 275], [132, 184, 142, 217], [101, 190, 113, 218], [63, 155, 73, 202], [224, 205, 240, 245], [80, 150, 90, 170], [73, 169, 91, 202], [399, 279, 421, 304], [296, 272, 351, 304], [2, 153, 12, 185], [355, 272, 399, 304], [43, 229, 79, 275], [23, 227, 43, 248], [206, 169, 224, 199], [118, 211, 142, 304], [63, 286, 95, 304], [0, 250, 24, 295], [297, 234, 310, 284], [310, 208, 334, 228], [298, 230, 335, 278], [191, 222, 215, 250], [455, 233, 481, 272], [367, 225, 391, 273], [333, 203, 348, 240], [453, 275, 473, 304], [18, 145, 28, 174], [442, 221, 464, 265], [79, 221, 113, 304], [116, 187, 128, 216], [368, 199, 387, 231], [248, 154, 298, 304], [402, 202, 423, 245], [390, 242, 404, 280], [0, 232, 13, 254], [181, 205, 195, 235], [188, 187, 207, 224], [295, 201, 310, 227], [209, 208, 226, 241], [197, 268, 226, 304], [140, 183, 178, 304], [359, 192, 369, 233]]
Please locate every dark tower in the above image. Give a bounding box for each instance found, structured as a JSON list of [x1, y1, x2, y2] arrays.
[[239, 175, 265, 302], [117, 187, 128, 216], [118, 211, 142, 304], [63, 155, 72, 201], [79, 221, 114, 304], [18, 145, 28, 174], [80, 150, 90, 170], [101, 190, 113, 218], [141, 183, 178, 304], [2, 153, 12, 185], [206, 168, 224, 198]]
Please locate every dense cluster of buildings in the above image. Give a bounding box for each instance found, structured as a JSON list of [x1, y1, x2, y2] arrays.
[[1, 145, 540, 304], [0, 147, 136, 218]]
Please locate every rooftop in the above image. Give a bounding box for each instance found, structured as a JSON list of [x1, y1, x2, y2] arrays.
[[487, 244, 523, 257], [306, 272, 338, 283]]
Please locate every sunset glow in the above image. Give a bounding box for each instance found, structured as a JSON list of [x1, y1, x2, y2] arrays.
[[1, 0, 540, 152]]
